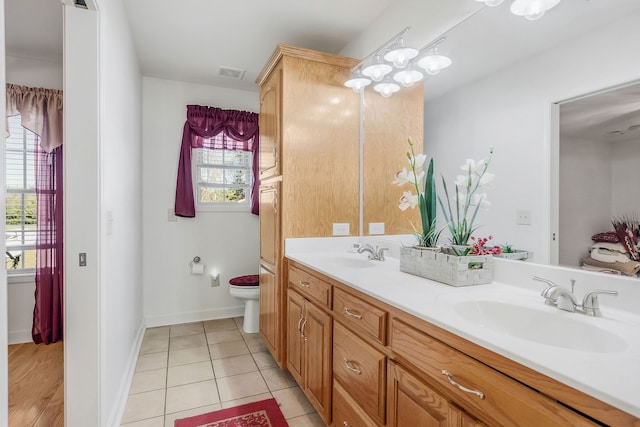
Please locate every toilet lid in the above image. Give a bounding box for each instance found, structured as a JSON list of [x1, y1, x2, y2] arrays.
[[229, 274, 260, 287]]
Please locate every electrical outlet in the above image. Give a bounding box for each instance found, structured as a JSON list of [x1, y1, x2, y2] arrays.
[[516, 209, 532, 225], [368, 222, 385, 235], [332, 223, 350, 236], [210, 274, 220, 287]]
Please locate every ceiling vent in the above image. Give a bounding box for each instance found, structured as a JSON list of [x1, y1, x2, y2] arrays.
[[218, 67, 245, 80]]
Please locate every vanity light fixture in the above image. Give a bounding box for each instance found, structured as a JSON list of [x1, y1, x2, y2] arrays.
[[476, 0, 562, 21], [344, 27, 454, 97], [417, 46, 452, 76], [373, 77, 401, 98], [510, 0, 561, 21]]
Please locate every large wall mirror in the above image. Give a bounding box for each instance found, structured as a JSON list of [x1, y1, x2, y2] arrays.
[[388, 0, 640, 274]]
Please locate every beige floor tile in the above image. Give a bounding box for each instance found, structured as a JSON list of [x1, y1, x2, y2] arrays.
[[252, 351, 278, 370], [167, 361, 214, 387], [286, 412, 325, 426], [216, 371, 270, 402], [139, 337, 169, 355], [163, 404, 222, 427], [203, 318, 238, 332], [144, 326, 170, 339], [205, 329, 243, 345], [212, 354, 258, 378], [130, 368, 167, 394], [135, 352, 168, 372], [261, 367, 297, 391], [120, 416, 165, 427], [272, 386, 316, 419], [209, 340, 249, 360], [168, 346, 210, 367], [169, 333, 207, 350], [170, 322, 204, 337], [219, 392, 274, 409], [245, 336, 267, 353], [121, 389, 166, 424], [233, 316, 243, 329], [165, 379, 220, 414]]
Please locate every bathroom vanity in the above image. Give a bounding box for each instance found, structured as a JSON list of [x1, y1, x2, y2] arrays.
[[285, 237, 640, 427]]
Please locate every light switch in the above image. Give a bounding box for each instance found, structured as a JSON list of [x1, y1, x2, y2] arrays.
[[516, 210, 532, 225], [369, 222, 385, 235], [332, 223, 350, 236]]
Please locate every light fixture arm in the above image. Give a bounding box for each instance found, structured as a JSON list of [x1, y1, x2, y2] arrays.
[[350, 26, 411, 72]]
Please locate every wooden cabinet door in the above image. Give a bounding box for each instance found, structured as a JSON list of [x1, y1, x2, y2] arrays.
[[259, 265, 278, 359], [302, 301, 332, 424], [259, 183, 279, 266], [286, 290, 304, 385], [388, 361, 461, 427], [461, 413, 487, 427], [258, 67, 281, 179]]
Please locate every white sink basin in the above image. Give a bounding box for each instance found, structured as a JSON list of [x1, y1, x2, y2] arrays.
[[453, 300, 627, 353], [323, 256, 376, 269]]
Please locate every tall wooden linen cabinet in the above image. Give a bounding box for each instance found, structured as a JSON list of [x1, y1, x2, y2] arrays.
[[257, 43, 423, 424]]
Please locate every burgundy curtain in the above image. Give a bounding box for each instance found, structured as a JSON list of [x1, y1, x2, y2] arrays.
[[32, 138, 64, 344], [174, 105, 260, 217]]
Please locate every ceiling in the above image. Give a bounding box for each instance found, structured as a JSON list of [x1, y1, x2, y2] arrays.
[[4, 0, 640, 141]]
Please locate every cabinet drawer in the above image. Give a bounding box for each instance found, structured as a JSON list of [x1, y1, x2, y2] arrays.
[[333, 287, 387, 345], [333, 322, 386, 425], [288, 265, 331, 308], [390, 319, 597, 427], [333, 381, 380, 427]]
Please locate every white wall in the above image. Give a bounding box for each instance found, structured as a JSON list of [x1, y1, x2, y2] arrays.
[[559, 136, 612, 266], [425, 11, 640, 263], [5, 49, 63, 345], [98, 0, 144, 425], [142, 77, 259, 326], [5, 55, 62, 90], [611, 139, 640, 216]]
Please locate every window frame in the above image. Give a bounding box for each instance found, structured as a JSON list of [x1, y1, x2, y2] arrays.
[[5, 115, 37, 274], [193, 147, 253, 213]]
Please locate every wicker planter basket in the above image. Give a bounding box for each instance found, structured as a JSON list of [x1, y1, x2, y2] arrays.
[[399, 246, 493, 287], [494, 250, 531, 261]]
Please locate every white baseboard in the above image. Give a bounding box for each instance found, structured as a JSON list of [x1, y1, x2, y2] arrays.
[[8, 329, 32, 345], [106, 318, 145, 427], [144, 306, 245, 328]]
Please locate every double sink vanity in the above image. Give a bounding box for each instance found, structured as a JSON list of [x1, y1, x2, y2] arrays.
[[284, 236, 640, 426]]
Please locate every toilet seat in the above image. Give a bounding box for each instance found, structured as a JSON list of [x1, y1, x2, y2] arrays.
[[229, 274, 260, 287]]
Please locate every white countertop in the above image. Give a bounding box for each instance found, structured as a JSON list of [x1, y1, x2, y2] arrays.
[[285, 236, 640, 419]]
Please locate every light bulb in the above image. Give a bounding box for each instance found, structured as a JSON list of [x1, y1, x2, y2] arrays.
[[373, 79, 400, 97], [484, 0, 505, 6], [344, 69, 371, 93], [384, 38, 418, 69], [417, 49, 452, 76], [524, 0, 545, 20], [362, 54, 392, 82], [393, 68, 424, 88]]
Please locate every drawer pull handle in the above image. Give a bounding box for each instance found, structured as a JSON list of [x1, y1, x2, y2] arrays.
[[441, 370, 485, 400], [301, 318, 308, 341], [343, 358, 361, 375], [297, 314, 304, 333], [298, 281, 310, 288], [344, 307, 362, 319]]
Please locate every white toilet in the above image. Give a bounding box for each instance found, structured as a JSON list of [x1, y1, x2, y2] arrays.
[[228, 274, 260, 333]]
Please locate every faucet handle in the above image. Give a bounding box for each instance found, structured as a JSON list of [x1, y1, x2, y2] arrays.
[[532, 276, 557, 297], [582, 290, 618, 317], [377, 247, 389, 261]]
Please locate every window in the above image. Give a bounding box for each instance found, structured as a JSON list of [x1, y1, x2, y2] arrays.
[[195, 148, 253, 211], [5, 115, 37, 271]]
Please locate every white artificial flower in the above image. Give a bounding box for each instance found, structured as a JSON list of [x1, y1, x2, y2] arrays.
[[399, 191, 419, 211], [454, 174, 470, 187], [460, 158, 477, 173], [412, 153, 427, 169], [393, 168, 412, 186], [415, 170, 425, 184], [479, 172, 495, 188], [470, 193, 491, 209]]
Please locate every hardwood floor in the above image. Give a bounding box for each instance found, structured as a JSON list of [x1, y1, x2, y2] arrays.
[[8, 341, 64, 427]]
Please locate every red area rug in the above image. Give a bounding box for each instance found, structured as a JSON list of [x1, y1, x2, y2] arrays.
[[174, 398, 288, 427]]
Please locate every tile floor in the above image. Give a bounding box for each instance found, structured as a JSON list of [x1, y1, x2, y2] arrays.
[[120, 317, 325, 427]]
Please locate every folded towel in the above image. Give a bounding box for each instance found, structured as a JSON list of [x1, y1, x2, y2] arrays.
[[591, 231, 620, 243], [581, 264, 623, 275], [590, 247, 631, 264], [590, 242, 628, 253], [581, 256, 640, 276]]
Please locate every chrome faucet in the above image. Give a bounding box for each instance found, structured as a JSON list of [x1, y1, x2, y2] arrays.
[[532, 276, 618, 317], [357, 244, 388, 261], [582, 290, 618, 317]]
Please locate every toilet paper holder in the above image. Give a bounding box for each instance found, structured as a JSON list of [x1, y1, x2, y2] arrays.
[[190, 256, 202, 266], [189, 256, 205, 275]]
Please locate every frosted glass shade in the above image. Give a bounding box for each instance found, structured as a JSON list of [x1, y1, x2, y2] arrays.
[[510, 0, 561, 20]]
